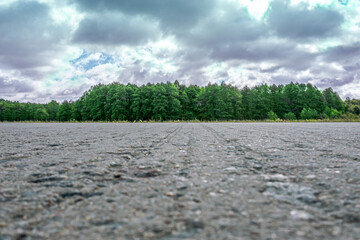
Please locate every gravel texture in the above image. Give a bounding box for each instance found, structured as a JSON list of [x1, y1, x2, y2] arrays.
[[0, 122, 359, 240]]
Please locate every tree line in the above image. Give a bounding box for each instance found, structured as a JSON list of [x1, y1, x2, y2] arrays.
[[1, 81, 360, 122]]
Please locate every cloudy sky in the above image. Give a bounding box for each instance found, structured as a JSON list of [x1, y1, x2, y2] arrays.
[[0, 0, 360, 103]]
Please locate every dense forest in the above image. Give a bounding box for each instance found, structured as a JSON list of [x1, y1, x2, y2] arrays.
[[1, 81, 360, 122]]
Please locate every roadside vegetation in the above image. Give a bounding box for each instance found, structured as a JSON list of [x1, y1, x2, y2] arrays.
[[1, 81, 360, 122]]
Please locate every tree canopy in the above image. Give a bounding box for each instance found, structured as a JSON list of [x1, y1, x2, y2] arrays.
[[1, 81, 359, 121]]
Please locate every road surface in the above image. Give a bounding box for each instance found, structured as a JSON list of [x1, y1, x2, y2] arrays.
[[0, 123, 359, 239]]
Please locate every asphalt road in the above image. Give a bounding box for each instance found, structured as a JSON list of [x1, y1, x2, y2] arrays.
[[0, 123, 359, 239]]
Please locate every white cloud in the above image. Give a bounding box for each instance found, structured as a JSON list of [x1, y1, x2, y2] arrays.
[[236, 0, 273, 20], [1, 0, 360, 102], [338, 74, 360, 98]]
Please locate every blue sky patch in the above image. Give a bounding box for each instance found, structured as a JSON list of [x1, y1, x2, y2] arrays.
[[70, 50, 115, 71]]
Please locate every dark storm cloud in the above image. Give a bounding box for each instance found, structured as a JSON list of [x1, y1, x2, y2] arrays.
[[72, 0, 265, 52], [73, 13, 160, 45], [72, 0, 216, 33], [280, 49, 318, 71], [170, 47, 214, 85], [344, 62, 360, 72], [209, 40, 316, 70], [269, 1, 344, 39], [323, 42, 360, 62], [184, 4, 268, 48], [330, 74, 355, 87], [315, 74, 355, 88], [210, 42, 282, 62], [260, 65, 283, 73], [0, 1, 68, 69], [0, 77, 34, 94]]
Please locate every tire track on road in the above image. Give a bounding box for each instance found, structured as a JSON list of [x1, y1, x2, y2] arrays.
[[200, 123, 270, 173], [200, 123, 256, 155], [154, 124, 184, 147]]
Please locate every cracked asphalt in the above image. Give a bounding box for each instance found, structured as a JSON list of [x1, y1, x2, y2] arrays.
[[0, 122, 359, 239]]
